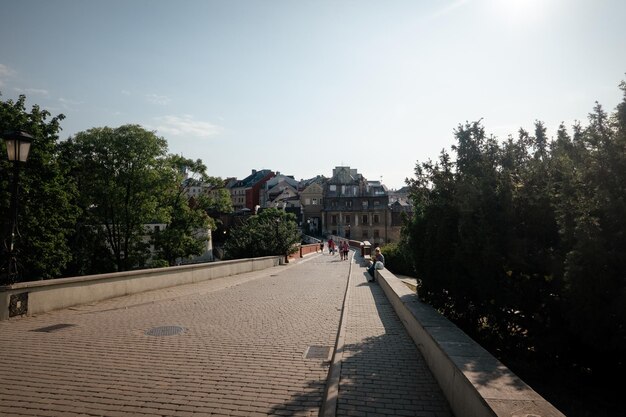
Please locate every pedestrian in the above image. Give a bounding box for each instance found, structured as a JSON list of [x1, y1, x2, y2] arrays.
[[328, 238, 335, 255], [342, 241, 349, 260], [319, 240, 324, 254], [367, 247, 384, 281]]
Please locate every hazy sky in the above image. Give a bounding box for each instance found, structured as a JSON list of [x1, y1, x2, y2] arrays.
[[1, 0, 625, 189]]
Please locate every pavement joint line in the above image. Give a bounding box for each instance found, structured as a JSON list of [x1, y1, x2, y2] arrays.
[[320, 249, 354, 417]]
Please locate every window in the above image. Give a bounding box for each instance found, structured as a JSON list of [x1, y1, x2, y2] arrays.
[[305, 198, 311, 205], [312, 198, 318, 205], [362, 230, 369, 238], [330, 185, 336, 191], [346, 200, 352, 208], [373, 214, 380, 224], [374, 200, 380, 206], [331, 200, 337, 208], [331, 215, 337, 225], [362, 201, 368, 209], [374, 229, 380, 238], [345, 215, 351, 224], [362, 215, 368, 224]]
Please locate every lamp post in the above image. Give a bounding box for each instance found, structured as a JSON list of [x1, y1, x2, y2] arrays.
[[2, 130, 33, 285]]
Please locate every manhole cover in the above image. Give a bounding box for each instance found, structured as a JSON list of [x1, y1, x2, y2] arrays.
[[145, 326, 185, 337], [304, 345, 332, 359], [32, 323, 76, 333]]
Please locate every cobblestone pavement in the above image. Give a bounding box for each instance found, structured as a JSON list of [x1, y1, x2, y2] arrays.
[[0, 252, 453, 416], [336, 256, 453, 417]]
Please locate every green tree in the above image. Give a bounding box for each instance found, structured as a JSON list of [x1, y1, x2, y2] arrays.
[[64, 125, 169, 272], [553, 98, 626, 371], [204, 185, 234, 216], [404, 81, 626, 381], [0, 94, 78, 280], [224, 208, 300, 260], [151, 155, 217, 266]]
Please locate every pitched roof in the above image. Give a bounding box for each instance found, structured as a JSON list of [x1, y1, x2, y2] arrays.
[[329, 166, 362, 184], [231, 169, 273, 188]]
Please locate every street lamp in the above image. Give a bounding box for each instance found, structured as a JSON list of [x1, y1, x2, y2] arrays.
[[4, 131, 33, 163], [2, 130, 33, 285]]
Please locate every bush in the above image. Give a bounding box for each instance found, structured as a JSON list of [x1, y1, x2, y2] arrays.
[[379, 242, 416, 277]]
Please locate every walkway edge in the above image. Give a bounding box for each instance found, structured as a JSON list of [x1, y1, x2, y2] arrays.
[[319, 251, 353, 417], [375, 267, 566, 417]]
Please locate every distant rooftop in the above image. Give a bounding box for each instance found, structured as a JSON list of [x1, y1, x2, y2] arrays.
[[329, 166, 363, 185], [231, 169, 274, 188]]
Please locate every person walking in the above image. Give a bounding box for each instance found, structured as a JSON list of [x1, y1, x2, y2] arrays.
[[328, 238, 335, 255], [342, 241, 349, 260], [319, 240, 324, 254]]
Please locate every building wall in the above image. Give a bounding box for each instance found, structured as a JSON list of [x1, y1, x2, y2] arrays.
[[301, 184, 324, 235], [323, 206, 390, 246], [321, 166, 394, 246], [246, 171, 275, 210], [230, 187, 247, 211]]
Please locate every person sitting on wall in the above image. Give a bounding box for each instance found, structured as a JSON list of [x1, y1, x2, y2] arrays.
[[367, 247, 384, 282]]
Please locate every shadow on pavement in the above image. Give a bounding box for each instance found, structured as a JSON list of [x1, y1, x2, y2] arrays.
[[268, 260, 453, 416]]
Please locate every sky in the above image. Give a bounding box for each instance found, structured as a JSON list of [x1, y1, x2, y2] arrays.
[[1, 0, 625, 189]]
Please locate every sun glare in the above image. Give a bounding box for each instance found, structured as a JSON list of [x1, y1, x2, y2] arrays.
[[494, 0, 548, 25]]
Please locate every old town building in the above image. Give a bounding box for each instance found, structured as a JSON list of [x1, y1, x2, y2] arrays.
[[300, 176, 325, 235], [228, 169, 275, 212], [321, 166, 393, 247]]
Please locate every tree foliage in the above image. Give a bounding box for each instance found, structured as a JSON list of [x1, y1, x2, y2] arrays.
[[62, 125, 170, 272], [1, 94, 78, 280], [403, 82, 626, 376], [224, 208, 300, 260], [151, 155, 215, 266], [61, 131, 232, 273]]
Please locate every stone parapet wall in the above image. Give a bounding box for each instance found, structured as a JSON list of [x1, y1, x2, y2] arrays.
[[0, 256, 281, 321], [374, 267, 566, 417]]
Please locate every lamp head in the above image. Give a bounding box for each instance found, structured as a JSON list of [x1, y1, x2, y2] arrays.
[[3, 130, 34, 162]]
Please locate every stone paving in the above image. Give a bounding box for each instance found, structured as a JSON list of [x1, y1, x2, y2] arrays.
[[0, 252, 453, 416], [336, 256, 452, 417]]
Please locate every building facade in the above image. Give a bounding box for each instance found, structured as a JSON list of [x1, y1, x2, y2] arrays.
[[262, 174, 301, 209], [300, 181, 324, 235], [228, 169, 275, 212], [321, 166, 391, 247], [219, 166, 411, 247]]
